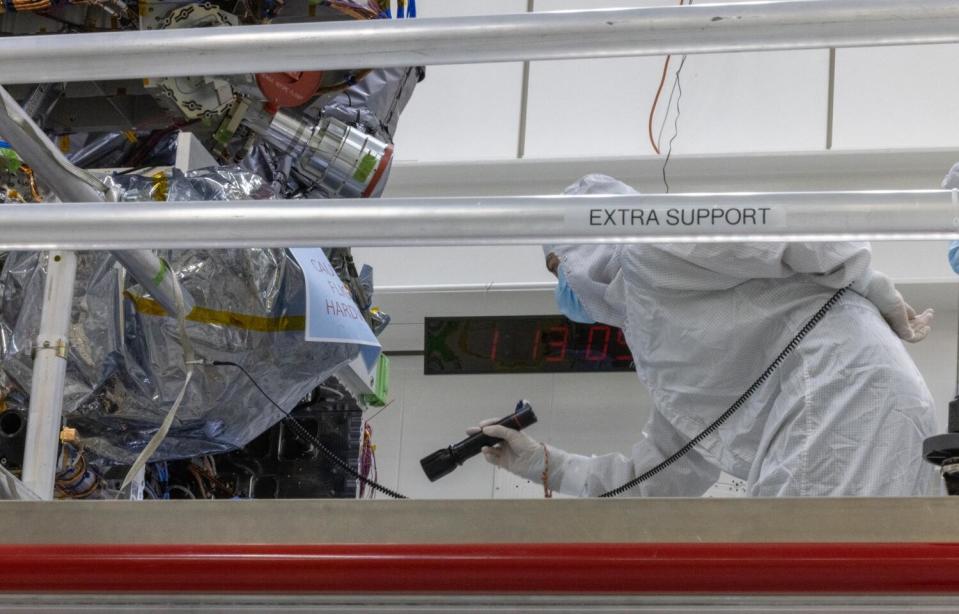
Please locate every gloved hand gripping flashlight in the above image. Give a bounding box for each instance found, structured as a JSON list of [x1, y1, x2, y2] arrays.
[[420, 400, 537, 482]]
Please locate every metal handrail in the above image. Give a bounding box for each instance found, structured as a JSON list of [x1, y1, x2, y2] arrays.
[[2, 0, 959, 83], [0, 190, 956, 249]]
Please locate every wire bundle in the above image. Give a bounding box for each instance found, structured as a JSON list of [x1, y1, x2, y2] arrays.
[[358, 422, 378, 498]]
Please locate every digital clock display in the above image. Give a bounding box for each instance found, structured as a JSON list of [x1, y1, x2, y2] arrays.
[[424, 316, 635, 375]]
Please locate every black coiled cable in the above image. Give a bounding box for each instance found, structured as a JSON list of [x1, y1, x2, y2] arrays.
[[599, 286, 848, 498], [211, 360, 407, 499]]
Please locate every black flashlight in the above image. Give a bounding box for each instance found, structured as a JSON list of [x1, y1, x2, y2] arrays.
[[420, 399, 538, 482]]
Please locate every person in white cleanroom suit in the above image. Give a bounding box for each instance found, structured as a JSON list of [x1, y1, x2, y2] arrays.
[[474, 174, 940, 497], [944, 163, 959, 274]]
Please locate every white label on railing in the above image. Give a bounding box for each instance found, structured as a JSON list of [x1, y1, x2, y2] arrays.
[[569, 205, 786, 232]]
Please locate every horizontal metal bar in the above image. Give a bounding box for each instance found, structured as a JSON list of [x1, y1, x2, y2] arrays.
[[4, 0, 959, 84], [4, 498, 959, 545], [384, 149, 959, 196], [4, 595, 959, 611], [0, 190, 957, 249], [1, 543, 959, 594], [4, 596, 959, 612]]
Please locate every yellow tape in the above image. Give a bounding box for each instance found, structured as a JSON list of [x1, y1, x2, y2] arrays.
[[125, 292, 305, 333], [150, 171, 169, 202]]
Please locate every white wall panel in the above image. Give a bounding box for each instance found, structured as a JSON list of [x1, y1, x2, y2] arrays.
[[391, 0, 526, 162], [871, 240, 955, 285], [833, 44, 959, 150], [659, 50, 828, 154], [353, 246, 551, 288], [524, 0, 827, 158], [905, 301, 958, 433]]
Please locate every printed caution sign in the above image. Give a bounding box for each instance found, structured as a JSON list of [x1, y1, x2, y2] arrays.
[[575, 205, 785, 232], [290, 247, 381, 368]]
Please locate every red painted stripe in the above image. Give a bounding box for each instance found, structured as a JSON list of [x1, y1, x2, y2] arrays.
[[361, 145, 393, 198], [1, 543, 958, 594]]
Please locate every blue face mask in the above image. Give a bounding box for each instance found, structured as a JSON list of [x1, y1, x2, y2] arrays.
[[950, 241, 959, 274], [555, 268, 595, 324]]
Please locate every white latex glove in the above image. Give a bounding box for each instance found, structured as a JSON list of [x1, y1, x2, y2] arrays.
[[466, 418, 546, 483], [859, 271, 934, 343], [887, 297, 934, 343], [871, 290, 934, 343]]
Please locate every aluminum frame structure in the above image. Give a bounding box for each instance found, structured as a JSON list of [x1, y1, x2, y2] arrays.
[[3, 0, 959, 84]]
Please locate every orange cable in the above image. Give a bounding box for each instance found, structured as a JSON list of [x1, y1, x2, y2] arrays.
[[647, 0, 686, 155]]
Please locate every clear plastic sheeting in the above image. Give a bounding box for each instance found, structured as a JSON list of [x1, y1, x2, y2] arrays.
[[102, 166, 275, 203], [0, 167, 358, 463], [67, 132, 134, 170]]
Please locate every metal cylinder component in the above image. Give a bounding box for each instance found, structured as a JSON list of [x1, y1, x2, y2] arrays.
[[261, 111, 392, 198], [0, 190, 957, 249], [21, 251, 76, 500]]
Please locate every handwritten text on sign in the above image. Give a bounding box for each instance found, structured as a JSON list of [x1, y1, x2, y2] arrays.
[[289, 248, 380, 367]]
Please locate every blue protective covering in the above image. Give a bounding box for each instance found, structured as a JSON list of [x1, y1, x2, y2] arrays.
[[555, 268, 596, 324]]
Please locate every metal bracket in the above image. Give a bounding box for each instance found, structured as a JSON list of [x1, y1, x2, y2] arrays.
[[31, 338, 68, 360]]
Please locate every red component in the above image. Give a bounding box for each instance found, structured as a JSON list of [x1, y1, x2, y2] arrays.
[[614, 329, 632, 362], [531, 325, 543, 361], [545, 324, 569, 363], [585, 325, 611, 362], [256, 71, 325, 113], [1, 543, 959, 594], [361, 144, 393, 198]]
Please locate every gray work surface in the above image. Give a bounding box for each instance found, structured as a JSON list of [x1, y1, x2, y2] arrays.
[[0, 497, 954, 544]]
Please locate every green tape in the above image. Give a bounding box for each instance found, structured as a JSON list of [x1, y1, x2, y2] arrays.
[[152, 260, 169, 286], [362, 353, 391, 407], [213, 126, 233, 145], [353, 153, 378, 183], [0, 149, 21, 174]]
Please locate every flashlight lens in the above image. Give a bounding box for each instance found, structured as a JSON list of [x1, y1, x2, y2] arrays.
[[420, 448, 457, 482]]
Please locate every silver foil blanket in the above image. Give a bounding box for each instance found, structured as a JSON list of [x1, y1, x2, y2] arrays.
[[0, 167, 358, 463]]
